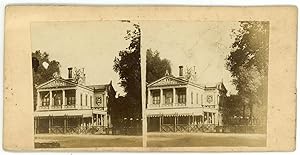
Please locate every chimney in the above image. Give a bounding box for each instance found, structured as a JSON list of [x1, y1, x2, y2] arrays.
[[68, 67, 73, 79], [179, 66, 183, 77]]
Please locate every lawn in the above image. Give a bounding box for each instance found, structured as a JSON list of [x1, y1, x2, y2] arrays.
[[35, 134, 142, 148], [147, 132, 266, 147]]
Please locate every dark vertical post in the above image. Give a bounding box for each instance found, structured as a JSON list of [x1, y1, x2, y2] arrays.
[[192, 115, 195, 124], [161, 115, 164, 132], [48, 115, 51, 134], [159, 116, 161, 132], [188, 115, 191, 132], [37, 117, 39, 134], [174, 116, 177, 132], [34, 117, 37, 134], [64, 115, 67, 134]]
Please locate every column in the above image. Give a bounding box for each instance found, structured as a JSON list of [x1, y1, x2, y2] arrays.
[[62, 90, 66, 109], [104, 114, 108, 127], [160, 89, 163, 106], [37, 91, 41, 110], [96, 114, 99, 126], [49, 91, 53, 109], [147, 89, 151, 106], [186, 87, 189, 106], [91, 114, 94, 126], [75, 89, 80, 109], [159, 116, 162, 132], [208, 112, 211, 124], [192, 114, 195, 124], [173, 88, 176, 105]]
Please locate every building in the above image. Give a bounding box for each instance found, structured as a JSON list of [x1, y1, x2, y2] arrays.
[[34, 67, 116, 134], [146, 66, 227, 132]]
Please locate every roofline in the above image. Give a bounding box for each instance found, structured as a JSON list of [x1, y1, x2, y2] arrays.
[[147, 75, 227, 92], [147, 75, 189, 87], [36, 78, 93, 91]]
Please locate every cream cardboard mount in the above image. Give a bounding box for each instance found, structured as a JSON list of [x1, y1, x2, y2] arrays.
[[3, 6, 297, 151]]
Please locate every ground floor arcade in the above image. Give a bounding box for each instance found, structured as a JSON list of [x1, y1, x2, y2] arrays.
[[34, 111, 109, 134], [147, 112, 220, 132]]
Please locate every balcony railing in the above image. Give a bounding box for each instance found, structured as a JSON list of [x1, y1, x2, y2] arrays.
[[148, 102, 187, 108], [51, 105, 62, 110], [63, 104, 76, 109], [174, 102, 186, 107], [203, 105, 216, 109], [39, 105, 49, 110], [162, 103, 173, 107]]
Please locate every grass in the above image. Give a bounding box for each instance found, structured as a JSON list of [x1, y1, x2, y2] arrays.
[[147, 132, 266, 147], [35, 134, 142, 148], [35, 132, 266, 148]]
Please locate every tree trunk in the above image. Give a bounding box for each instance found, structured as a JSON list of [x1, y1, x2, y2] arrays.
[[249, 103, 253, 125]]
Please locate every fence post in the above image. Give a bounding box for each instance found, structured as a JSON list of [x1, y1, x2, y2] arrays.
[[64, 115, 67, 134]]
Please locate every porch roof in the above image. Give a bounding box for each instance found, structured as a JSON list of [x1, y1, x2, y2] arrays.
[[34, 109, 93, 117], [145, 108, 204, 117]]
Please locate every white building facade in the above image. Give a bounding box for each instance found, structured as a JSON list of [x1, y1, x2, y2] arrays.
[[34, 68, 115, 134], [146, 66, 227, 132]]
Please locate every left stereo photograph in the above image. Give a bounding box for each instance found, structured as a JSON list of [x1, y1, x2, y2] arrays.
[[31, 21, 142, 148]]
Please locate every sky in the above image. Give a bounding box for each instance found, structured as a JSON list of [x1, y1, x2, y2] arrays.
[[141, 21, 240, 94], [31, 21, 134, 95], [31, 21, 240, 95]]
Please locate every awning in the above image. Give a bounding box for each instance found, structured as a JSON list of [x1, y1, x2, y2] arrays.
[[146, 108, 204, 117], [34, 109, 93, 118]]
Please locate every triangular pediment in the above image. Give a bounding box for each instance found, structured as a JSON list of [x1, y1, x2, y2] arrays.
[[37, 79, 76, 89], [148, 76, 188, 88]]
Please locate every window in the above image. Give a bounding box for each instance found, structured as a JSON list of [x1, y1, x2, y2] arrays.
[[67, 96, 75, 105], [164, 90, 173, 104], [53, 95, 61, 106], [42, 95, 50, 106], [65, 90, 76, 106], [178, 90, 186, 103], [90, 96, 92, 107], [196, 93, 199, 104], [85, 95, 88, 106], [152, 91, 160, 104], [191, 92, 193, 104], [80, 94, 83, 106], [53, 92, 62, 106]]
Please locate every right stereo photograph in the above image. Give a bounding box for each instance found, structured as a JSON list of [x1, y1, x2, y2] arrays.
[[143, 21, 269, 147]]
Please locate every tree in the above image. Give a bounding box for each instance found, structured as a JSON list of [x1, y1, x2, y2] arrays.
[[226, 21, 269, 131], [72, 67, 86, 84], [222, 95, 244, 125], [146, 49, 172, 83], [32, 50, 61, 110], [113, 23, 141, 118], [183, 66, 198, 82]]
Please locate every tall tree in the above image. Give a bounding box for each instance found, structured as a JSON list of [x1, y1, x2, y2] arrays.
[[226, 21, 269, 131], [32, 50, 61, 110], [146, 49, 172, 83], [113, 23, 141, 118]]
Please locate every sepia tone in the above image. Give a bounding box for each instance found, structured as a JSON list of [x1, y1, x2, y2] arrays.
[[31, 21, 142, 148], [143, 21, 268, 147], [3, 6, 297, 151]]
